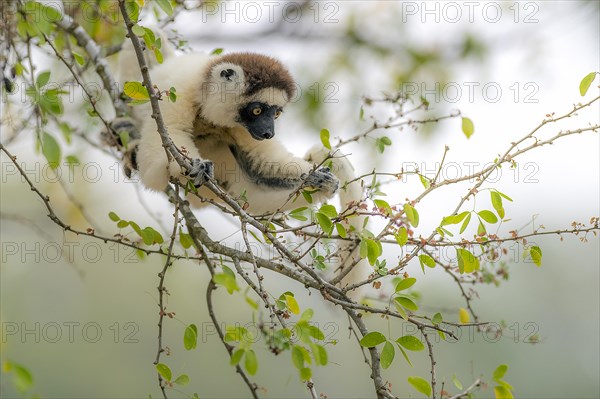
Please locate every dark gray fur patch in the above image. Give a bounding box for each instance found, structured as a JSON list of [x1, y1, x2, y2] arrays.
[[228, 145, 298, 189]]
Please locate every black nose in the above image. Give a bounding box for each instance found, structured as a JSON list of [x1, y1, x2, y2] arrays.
[[263, 131, 274, 139]]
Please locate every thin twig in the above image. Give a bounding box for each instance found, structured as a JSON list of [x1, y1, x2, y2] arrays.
[[153, 185, 181, 398], [447, 378, 482, 399], [419, 326, 437, 399]]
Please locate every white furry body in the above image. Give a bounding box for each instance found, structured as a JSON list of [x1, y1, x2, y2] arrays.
[[133, 53, 339, 213], [118, 41, 368, 293]]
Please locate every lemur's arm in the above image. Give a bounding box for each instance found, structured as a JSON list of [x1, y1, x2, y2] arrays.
[[228, 144, 338, 193], [226, 135, 339, 207]]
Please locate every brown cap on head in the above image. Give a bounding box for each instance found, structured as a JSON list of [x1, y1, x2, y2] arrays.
[[207, 52, 296, 100]]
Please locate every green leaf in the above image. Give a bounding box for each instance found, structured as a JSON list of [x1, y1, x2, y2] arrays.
[[380, 341, 395, 369], [299, 367, 312, 380], [132, 24, 146, 37], [366, 238, 381, 265], [375, 136, 392, 153], [211, 48, 224, 55], [494, 385, 514, 399], [312, 343, 328, 366], [289, 207, 308, 221], [153, 47, 163, 64], [403, 203, 419, 227], [395, 227, 408, 246], [139, 227, 155, 245], [123, 81, 150, 103], [408, 376, 432, 396], [498, 191, 513, 202], [36, 71, 51, 88], [307, 325, 325, 341], [432, 312, 443, 325], [315, 212, 333, 235], [456, 248, 480, 273], [459, 213, 472, 234], [441, 211, 469, 226], [245, 296, 259, 310], [452, 374, 463, 390], [156, 363, 172, 381], [319, 204, 338, 218], [244, 349, 258, 375], [148, 227, 164, 244], [117, 220, 129, 228], [380, 136, 392, 145], [397, 345, 413, 367], [129, 221, 142, 235], [72, 51, 85, 65], [213, 267, 239, 294], [14, 63, 24, 76], [395, 277, 416, 292], [180, 231, 194, 249], [184, 324, 198, 350], [373, 199, 392, 214], [579, 72, 597, 96], [394, 301, 408, 321], [291, 345, 305, 369], [285, 294, 300, 315], [118, 130, 130, 150], [65, 155, 79, 166], [108, 211, 120, 222], [125, 0, 140, 20], [530, 245, 542, 267], [41, 132, 61, 168], [478, 210, 498, 224], [230, 348, 244, 365], [419, 174, 430, 189], [462, 117, 474, 138], [396, 335, 425, 351], [335, 223, 347, 238], [394, 296, 418, 312], [155, 0, 174, 15], [320, 128, 331, 150], [300, 308, 314, 322], [493, 364, 508, 381], [39, 87, 64, 115], [418, 254, 435, 271], [169, 87, 177, 102], [359, 331, 386, 348], [477, 220, 486, 236], [3, 361, 33, 392], [359, 239, 368, 259], [491, 191, 505, 219], [173, 374, 190, 385]]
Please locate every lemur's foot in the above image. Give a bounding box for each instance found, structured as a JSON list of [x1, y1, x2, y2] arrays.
[[303, 167, 339, 195], [104, 117, 141, 178], [188, 159, 214, 187]]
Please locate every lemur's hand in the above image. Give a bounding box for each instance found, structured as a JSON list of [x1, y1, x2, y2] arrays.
[[188, 159, 214, 187], [303, 167, 339, 195]]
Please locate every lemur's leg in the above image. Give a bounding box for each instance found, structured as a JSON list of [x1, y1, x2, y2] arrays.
[[137, 122, 213, 191]]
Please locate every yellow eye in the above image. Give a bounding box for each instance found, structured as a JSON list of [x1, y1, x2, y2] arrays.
[[252, 107, 262, 116], [274, 110, 282, 119]]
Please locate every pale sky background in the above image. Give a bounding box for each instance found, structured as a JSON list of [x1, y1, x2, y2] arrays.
[[1, 1, 599, 398]]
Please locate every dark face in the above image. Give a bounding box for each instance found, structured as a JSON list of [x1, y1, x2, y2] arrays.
[[238, 102, 283, 140]]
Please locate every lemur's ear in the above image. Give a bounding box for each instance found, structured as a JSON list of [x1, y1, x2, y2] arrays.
[[220, 69, 236, 81]]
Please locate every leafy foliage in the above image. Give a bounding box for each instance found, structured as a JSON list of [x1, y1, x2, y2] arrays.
[[1, 2, 597, 398]]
